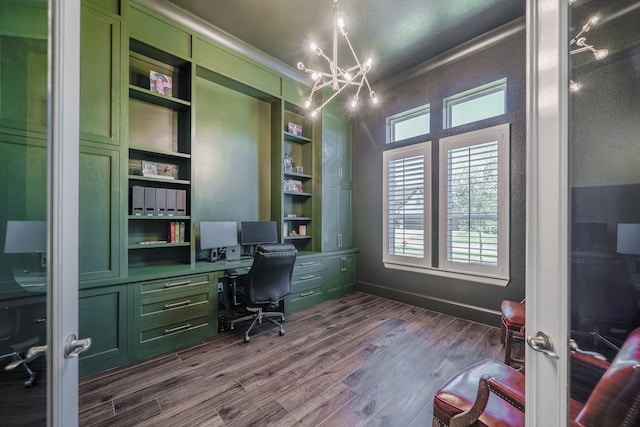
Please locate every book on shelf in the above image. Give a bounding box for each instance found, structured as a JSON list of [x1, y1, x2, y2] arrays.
[[168, 221, 186, 243]]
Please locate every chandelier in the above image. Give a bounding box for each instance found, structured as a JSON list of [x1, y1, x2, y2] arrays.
[[569, 0, 609, 93], [297, 0, 378, 117]]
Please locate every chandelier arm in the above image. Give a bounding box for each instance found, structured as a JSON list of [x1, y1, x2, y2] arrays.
[[570, 45, 596, 55], [342, 32, 364, 69]]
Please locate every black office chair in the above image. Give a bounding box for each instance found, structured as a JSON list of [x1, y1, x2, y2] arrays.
[[0, 307, 39, 387], [230, 243, 297, 343]]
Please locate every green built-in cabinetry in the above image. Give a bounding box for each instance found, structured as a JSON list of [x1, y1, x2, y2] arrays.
[[286, 255, 324, 313], [324, 253, 357, 300], [322, 111, 353, 251]]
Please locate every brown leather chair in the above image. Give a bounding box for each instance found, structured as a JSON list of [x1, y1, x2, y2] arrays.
[[500, 299, 525, 367], [433, 326, 640, 427]]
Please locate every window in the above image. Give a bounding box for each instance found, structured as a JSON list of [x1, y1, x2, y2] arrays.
[[439, 124, 510, 279], [444, 79, 506, 128], [386, 105, 430, 143], [383, 142, 431, 267]]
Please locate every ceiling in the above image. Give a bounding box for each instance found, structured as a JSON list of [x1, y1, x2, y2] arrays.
[[165, 0, 525, 84]]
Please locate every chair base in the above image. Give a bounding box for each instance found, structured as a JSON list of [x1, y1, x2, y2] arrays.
[[1, 337, 39, 388], [229, 306, 285, 343]]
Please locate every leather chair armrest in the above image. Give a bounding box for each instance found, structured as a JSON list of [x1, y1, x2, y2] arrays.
[[570, 350, 610, 403], [449, 374, 525, 427]]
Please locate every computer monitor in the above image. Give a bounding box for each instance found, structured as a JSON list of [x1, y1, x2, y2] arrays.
[[241, 221, 278, 254], [200, 221, 238, 261], [4, 220, 47, 273]]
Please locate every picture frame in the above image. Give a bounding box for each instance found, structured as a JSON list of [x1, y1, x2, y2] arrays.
[[149, 70, 173, 97]]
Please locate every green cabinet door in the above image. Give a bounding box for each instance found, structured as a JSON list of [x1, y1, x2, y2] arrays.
[[80, 4, 121, 146], [79, 285, 128, 377], [79, 146, 120, 280], [323, 253, 357, 299]]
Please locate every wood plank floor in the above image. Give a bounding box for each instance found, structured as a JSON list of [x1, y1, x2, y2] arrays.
[[78, 292, 504, 427]]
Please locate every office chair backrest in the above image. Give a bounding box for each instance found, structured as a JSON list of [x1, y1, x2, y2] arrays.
[[245, 243, 297, 305], [574, 326, 640, 427]]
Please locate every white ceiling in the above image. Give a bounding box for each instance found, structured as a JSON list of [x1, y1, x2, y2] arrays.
[[165, 0, 525, 83]]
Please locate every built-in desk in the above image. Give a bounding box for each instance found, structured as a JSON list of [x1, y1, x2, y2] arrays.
[[77, 249, 357, 377]]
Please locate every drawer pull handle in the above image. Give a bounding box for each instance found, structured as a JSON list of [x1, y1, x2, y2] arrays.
[[299, 275, 315, 280], [164, 323, 192, 334], [300, 291, 315, 297], [164, 280, 191, 288], [299, 261, 315, 266], [164, 300, 192, 309]]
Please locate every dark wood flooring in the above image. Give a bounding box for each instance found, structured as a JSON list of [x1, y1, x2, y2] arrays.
[[78, 292, 504, 426]]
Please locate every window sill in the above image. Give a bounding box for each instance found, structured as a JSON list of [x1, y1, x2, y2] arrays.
[[383, 262, 510, 287]]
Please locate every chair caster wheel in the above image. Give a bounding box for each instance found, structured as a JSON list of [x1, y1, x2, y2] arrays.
[[281, 316, 286, 322], [279, 329, 285, 336], [243, 335, 250, 343], [24, 377, 36, 388]]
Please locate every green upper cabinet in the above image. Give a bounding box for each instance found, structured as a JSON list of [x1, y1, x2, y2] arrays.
[[80, 4, 121, 146], [322, 111, 353, 251], [0, 1, 47, 134]]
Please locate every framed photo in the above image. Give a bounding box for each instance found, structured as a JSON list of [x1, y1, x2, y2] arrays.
[[149, 70, 173, 97], [142, 160, 158, 177]]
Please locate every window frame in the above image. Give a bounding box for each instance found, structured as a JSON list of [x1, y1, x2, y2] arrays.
[[438, 123, 510, 279], [386, 104, 431, 143], [443, 78, 507, 129], [382, 141, 432, 268]]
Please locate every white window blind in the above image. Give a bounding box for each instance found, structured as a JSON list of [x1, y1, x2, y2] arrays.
[[383, 142, 431, 267], [439, 124, 509, 278]]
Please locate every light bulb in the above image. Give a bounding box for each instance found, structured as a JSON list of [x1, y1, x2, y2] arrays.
[[311, 72, 321, 81], [351, 96, 358, 108], [364, 58, 373, 68], [370, 92, 379, 104], [311, 109, 319, 118], [588, 16, 599, 26], [297, 62, 305, 71], [337, 16, 346, 29], [569, 80, 582, 92], [304, 99, 312, 109], [594, 49, 609, 60], [309, 42, 317, 52], [344, 72, 353, 81]]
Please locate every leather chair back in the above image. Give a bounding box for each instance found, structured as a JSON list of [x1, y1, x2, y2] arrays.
[[245, 243, 296, 305], [575, 326, 640, 426]]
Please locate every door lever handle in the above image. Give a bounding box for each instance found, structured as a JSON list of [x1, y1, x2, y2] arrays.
[[527, 331, 559, 359], [64, 334, 92, 359]]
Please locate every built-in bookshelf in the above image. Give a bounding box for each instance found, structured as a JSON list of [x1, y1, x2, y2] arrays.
[[127, 39, 192, 267]]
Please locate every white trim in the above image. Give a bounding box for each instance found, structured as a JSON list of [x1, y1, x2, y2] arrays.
[[49, 0, 81, 425], [526, 0, 570, 426], [383, 262, 510, 287]]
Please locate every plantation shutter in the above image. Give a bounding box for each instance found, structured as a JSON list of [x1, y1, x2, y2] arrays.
[[388, 154, 425, 257], [446, 140, 499, 266]]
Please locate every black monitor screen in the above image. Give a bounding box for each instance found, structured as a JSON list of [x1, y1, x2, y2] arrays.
[[241, 221, 278, 245], [200, 221, 238, 250]]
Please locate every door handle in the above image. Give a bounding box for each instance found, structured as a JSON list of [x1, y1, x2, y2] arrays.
[[64, 334, 92, 359], [526, 330, 559, 359]]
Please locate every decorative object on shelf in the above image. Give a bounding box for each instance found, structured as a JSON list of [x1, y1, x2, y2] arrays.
[[284, 179, 304, 193], [283, 151, 293, 172], [299, 224, 307, 236], [149, 70, 173, 96], [297, 0, 379, 116], [287, 122, 302, 136], [296, 166, 304, 174], [286, 213, 299, 218], [141, 160, 178, 180]]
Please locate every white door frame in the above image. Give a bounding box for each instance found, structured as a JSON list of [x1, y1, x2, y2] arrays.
[[48, 0, 81, 425], [526, 0, 570, 426]]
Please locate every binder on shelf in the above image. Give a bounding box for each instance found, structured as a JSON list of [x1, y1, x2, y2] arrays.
[[177, 189, 187, 216], [155, 188, 167, 216], [144, 187, 156, 216], [166, 189, 177, 216], [132, 186, 144, 216], [180, 221, 185, 243]]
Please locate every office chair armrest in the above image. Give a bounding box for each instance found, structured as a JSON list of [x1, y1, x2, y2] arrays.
[[449, 374, 525, 427]]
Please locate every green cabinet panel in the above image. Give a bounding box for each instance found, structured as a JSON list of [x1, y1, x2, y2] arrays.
[[0, 1, 47, 133], [193, 37, 280, 97], [129, 5, 192, 59], [79, 285, 128, 377], [79, 146, 120, 280], [282, 78, 308, 106], [83, 0, 120, 15], [323, 253, 357, 300], [80, 5, 120, 145]]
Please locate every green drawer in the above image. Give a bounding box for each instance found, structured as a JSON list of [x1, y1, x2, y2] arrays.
[[134, 288, 211, 323], [294, 258, 323, 272], [133, 274, 210, 297], [286, 286, 324, 313], [132, 313, 210, 351], [292, 275, 323, 293]]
